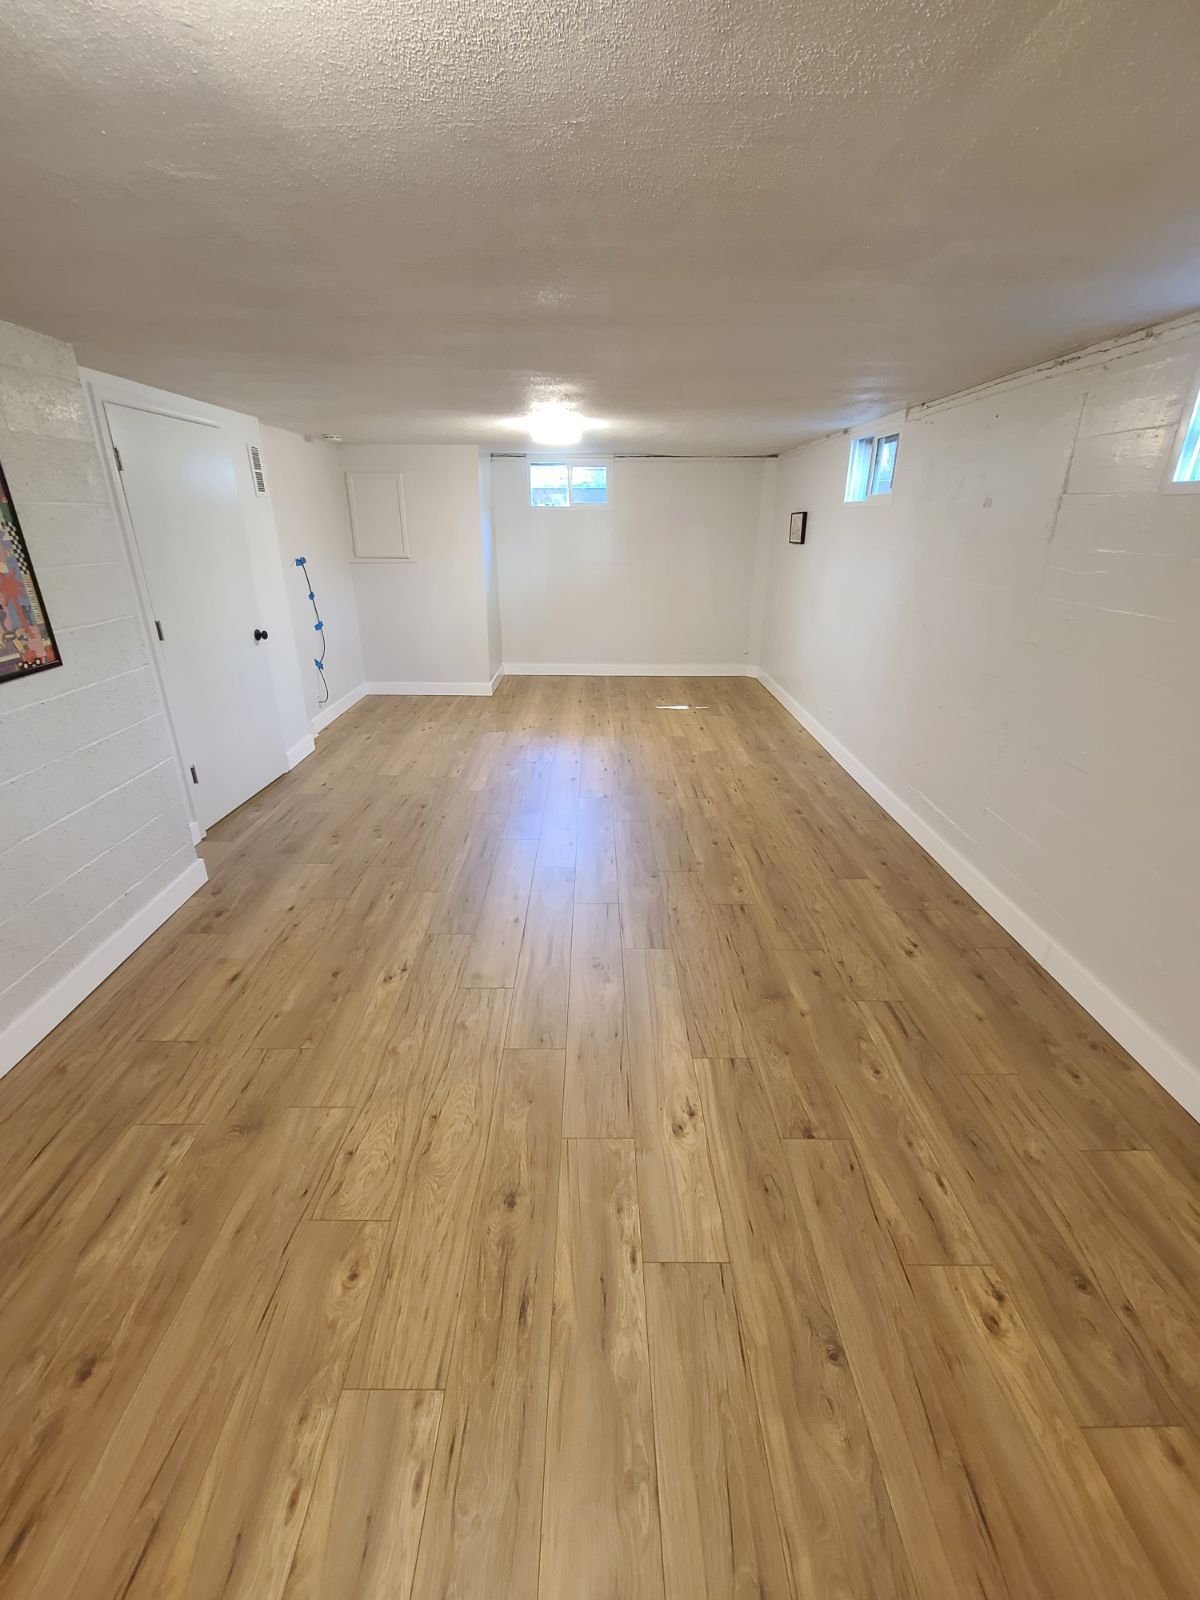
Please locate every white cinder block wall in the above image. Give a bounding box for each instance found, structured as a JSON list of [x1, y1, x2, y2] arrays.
[[259, 426, 366, 726], [493, 455, 764, 671], [756, 324, 1200, 1108], [0, 321, 200, 1066]]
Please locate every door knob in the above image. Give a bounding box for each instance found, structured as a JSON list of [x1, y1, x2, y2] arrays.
[[254, 628, 269, 642]]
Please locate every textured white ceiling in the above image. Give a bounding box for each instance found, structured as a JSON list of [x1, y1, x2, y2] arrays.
[[1, 0, 1198, 452]]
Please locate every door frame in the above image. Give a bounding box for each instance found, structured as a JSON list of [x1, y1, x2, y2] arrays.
[[81, 372, 292, 841]]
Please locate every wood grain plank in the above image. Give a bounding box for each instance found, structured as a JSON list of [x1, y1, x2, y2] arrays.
[[622, 949, 727, 1261], [942, 1074, 1174, 1426], [314, 934, 469, 1219], [28, 1108, 351, 1600], [837, 1000, 989, 1265], [431, 810, 506, 935], [614, 800, 671, 950], [1086, 1426, 1200, 1600], [645, 1262, 790, 1600], [283, 1390, 442, 1600], [698, 1055, 917, 1600], [408, 1050, 564, 1600], [711, 917, 853, 1139], [271, 888, 437, 1103], [563, 902, 630, 1137], [462, 837, 537, 988], [507, 805, 577, 1049], [346, 987, 510, 1388], [574, 794, 619, 903], [788, 1139, 1013, 1599], [147, 1219, 384, 1600], [1072, 1149, 1200, 1433], [662, 871, 749, 1057], [909, 1263, 1170, 1600], [540, 1140, 663, 1597]]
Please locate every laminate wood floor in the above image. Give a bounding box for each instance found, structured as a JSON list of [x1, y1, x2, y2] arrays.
[[3, 674, 1199, 1599]]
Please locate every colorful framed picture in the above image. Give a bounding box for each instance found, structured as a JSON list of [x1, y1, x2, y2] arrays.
[[788, 510, 807, 545], [0, 459, 62, 683]]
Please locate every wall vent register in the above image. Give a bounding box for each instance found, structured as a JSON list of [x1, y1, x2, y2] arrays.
[[247, 441, 268, 497]]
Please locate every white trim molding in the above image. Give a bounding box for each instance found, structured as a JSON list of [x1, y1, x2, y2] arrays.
[[489, 666, 505, 694], [502, 662, 754, 677], [313, 682, 368, 733], [365, 680, 498, 696], [286, 734, 316, 768], [0, 857, 209, 1080], [753, 668, 1200, 1125]]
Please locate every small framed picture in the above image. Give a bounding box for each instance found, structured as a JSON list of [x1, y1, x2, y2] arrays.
[[1, 459, 62, 685], [788, 510, 807, 545]]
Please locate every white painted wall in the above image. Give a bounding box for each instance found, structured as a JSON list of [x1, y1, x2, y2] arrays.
[[479, 452, 503, 681], [756, 324, 1200, 1106], [259, 427, 366, 726], [338, 444, 493, 691], [493, 455, 764, 671], [0, 320, 202, 1071]]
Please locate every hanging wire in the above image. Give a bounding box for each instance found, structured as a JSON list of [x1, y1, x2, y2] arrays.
[[293, 557, 329, 706]]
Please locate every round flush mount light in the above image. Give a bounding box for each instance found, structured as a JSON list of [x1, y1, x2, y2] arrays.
[[525, 404, 584, 447]]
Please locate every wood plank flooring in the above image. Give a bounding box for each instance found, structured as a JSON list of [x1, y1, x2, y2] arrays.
[[2, 673, 1198, 1599]]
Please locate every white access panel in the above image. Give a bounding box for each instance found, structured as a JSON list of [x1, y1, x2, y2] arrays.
[[345, 470, 410, 560]]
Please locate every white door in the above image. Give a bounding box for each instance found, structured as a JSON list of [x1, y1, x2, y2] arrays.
[[104, 403, 286, 830]]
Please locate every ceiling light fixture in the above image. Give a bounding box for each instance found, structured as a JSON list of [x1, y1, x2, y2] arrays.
[[526, 404, 584, 447]]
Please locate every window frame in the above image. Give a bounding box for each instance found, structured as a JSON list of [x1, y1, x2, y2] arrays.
[[528, 457, 611, 509], [1163, 376, 1200, 493], [869, 432, 900, 496], [845, 429, 901, 504], [844, 436, 874, 502]]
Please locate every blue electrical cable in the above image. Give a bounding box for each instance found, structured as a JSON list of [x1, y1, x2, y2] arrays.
[[293, 557, 329, 706]]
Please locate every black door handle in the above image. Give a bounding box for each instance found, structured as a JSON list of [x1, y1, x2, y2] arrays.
[[254, 628, 269, 642]]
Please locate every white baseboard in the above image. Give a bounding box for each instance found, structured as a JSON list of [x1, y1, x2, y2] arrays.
[[489, 665, 505, 694], [365, 680, 498, 696], [313, 682, 368, 733], [188, 818, 205, 846], [753, 667, 1200, 1125], [286, 734, 316, 768], [0, 856, 209, 1080], [502, 662, 753, 677]]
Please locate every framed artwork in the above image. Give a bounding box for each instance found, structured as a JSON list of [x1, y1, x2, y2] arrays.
[[0, 459, 62, 683], [788, 510, 807, 544]]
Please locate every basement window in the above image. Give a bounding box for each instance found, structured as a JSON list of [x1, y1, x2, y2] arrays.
[[1170, 387, 1200, 485], [845, 438, 873, 502], [870, 433, 899, 495], [530, 461, 609, 507], [845, 433, 900, 502]]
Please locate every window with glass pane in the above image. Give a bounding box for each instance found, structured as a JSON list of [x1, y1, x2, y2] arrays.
[[569, 463, 608, 504], [1172, 389, 1200, 484], [870, 433, 899, 495], [530, 462, 570, 507], [845, 437, 874, 502], [530, 461, 609, 506]]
